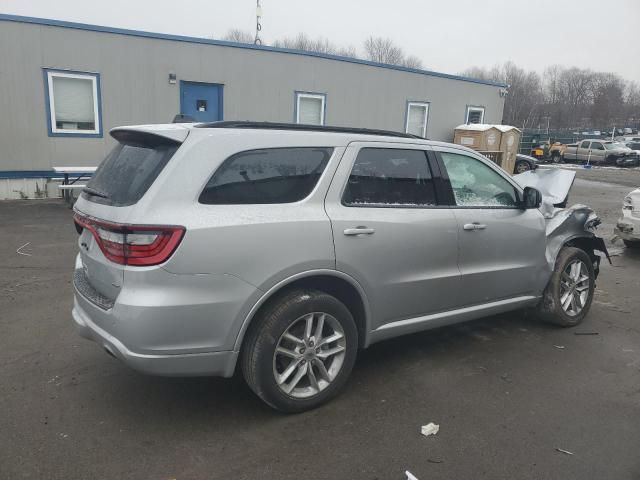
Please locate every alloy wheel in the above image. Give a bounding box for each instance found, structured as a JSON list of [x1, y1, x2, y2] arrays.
[[272, 312, 346, 399], [559, 259, 591, 316]]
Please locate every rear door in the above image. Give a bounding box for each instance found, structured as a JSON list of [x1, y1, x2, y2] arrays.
[[325, 142, 461, 329], [434, 147, 547, 305], [74, 133, 181, 303]]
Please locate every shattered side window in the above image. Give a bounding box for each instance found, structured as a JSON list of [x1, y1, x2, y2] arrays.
[[440, 152, 518, 208]]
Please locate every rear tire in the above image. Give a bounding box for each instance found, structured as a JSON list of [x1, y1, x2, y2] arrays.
[[241, 289, 358, 413], [514, 160, 531, 174], [536, 247, 595, 327], [551, 152, 562, 164], [623, 239, 640, 249]]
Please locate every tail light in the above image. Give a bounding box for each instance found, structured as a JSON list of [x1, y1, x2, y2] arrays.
[[74, 213, 185, 266]]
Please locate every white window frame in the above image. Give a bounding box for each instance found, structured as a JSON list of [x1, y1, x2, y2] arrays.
[[295, 92, 326, 125], [405, 101, 429, 138], [465, 105, 485, 124], [45, 70, 101, 136]]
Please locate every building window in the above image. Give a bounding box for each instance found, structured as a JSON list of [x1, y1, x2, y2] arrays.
[[44, 69, 102, 136], [295, 92, 326, 125], [405, 102, 429, 137], [465, 106, 485, 124]]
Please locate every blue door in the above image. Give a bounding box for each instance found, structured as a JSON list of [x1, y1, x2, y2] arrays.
[[180, 81, 223, 122]]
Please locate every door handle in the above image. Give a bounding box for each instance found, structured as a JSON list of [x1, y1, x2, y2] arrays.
[[463, 223, 487, 231], [343, 227, 375, 236]]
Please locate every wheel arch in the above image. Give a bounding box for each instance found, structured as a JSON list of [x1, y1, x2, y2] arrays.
[[557, 234, 609, 279], [233, 270, 372, 352]]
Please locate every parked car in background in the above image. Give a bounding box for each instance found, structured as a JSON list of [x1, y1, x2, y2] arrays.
[[615, 188, 640, 248], [514, 153, 538, 173], [625, 141, 640, 158], [71, 121, 608, 412], [562, 139, 639, 166]]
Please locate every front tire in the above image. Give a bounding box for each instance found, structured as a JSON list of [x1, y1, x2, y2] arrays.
[[551, 152, 562, 164], [536, 247, 595, 327], [241, 289, 358, 413]]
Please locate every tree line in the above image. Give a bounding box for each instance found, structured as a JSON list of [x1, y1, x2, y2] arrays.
[[462, 63, 639, 131], [222, 29, 424, 69], [222, 29, 639, 131]]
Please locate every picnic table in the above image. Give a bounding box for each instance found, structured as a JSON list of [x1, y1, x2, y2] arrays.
[[52, 166, 97, 204]]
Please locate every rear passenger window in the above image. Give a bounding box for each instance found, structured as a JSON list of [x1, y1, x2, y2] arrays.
[[343, 148, 436, 207], [199, 147, 332, 204]]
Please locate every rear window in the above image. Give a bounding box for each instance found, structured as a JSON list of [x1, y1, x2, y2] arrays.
[[199, 147, 333, 204], [83, 140, 178, 206]]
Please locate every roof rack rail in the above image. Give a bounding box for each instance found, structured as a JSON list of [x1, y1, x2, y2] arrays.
[[193, 121, 424, 139]]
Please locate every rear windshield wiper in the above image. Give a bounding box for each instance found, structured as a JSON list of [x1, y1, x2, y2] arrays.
[[82, 186, 110, 199]]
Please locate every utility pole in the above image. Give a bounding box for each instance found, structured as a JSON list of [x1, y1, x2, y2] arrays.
[[254, 0, 263, 45]]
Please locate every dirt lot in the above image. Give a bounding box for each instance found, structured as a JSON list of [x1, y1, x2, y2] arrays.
[[1, 168, 639, 480]]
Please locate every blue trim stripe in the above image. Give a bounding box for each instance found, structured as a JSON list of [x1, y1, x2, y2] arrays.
[[0, 13, 508, 89], [0, 170, 93, 179]]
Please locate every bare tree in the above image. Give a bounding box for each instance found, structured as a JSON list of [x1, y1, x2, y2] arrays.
[[403, 55, 423, 69], [463, 61, 640, 130], [223, 29, 254, 44], [364, 37, 405, 65], [272, 33, 358, 58]]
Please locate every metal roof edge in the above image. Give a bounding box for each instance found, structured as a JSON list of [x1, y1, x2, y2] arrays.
[[0, 13, 508, 88]]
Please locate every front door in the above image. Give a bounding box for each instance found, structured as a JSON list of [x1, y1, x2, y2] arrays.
[[588, 141, 606, 164], [577, 140, 591, 163], [180, 81, 223, 122], [325, 143, 461, 329], [435, 148, 548, 306]]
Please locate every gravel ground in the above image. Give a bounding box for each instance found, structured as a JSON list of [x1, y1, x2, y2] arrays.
[[1, 168, 639, 480]]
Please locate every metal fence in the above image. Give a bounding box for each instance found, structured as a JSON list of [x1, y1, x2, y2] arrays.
[[519, 129, 582, 155]]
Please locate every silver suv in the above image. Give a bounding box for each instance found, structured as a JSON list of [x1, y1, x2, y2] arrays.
[[72, 122, 608, 412]]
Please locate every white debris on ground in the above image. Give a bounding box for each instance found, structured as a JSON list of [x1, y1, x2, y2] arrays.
[[420, 423, 439, 437], [405, 470, 419, 480], [556, 448, 574, 455]]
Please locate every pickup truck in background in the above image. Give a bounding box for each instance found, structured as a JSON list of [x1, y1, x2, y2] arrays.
[[562, 139, 639, 167]]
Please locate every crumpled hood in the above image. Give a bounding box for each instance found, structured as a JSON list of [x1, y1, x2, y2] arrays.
[[514, 168, 576, 206]]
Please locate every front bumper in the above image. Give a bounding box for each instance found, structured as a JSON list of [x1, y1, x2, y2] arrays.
[[73, 298, 239, 376], [615, 155, 640, 167], [615, 219, 640, 242]]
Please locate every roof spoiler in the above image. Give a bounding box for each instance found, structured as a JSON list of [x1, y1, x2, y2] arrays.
[[110, 125, 190, 145]]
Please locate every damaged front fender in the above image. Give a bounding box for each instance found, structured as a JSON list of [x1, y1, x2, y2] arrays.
[[514, 168, 610, 278], [544, 204, 610, 278]]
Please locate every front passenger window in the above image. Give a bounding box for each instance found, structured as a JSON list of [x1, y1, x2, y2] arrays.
[[440, 152, 518, 207]]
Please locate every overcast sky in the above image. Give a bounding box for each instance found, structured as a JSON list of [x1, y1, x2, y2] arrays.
[[2, 0, 638, 81]]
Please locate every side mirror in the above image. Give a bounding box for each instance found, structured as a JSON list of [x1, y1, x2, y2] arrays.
[[522, 186, 542, 209]]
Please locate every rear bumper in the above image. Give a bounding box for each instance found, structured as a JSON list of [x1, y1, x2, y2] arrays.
[[71, 253, 260, 377], [72, 297, 239, 376]]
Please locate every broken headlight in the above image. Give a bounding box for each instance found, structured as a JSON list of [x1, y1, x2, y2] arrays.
[[623, 196, 633, 210]]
